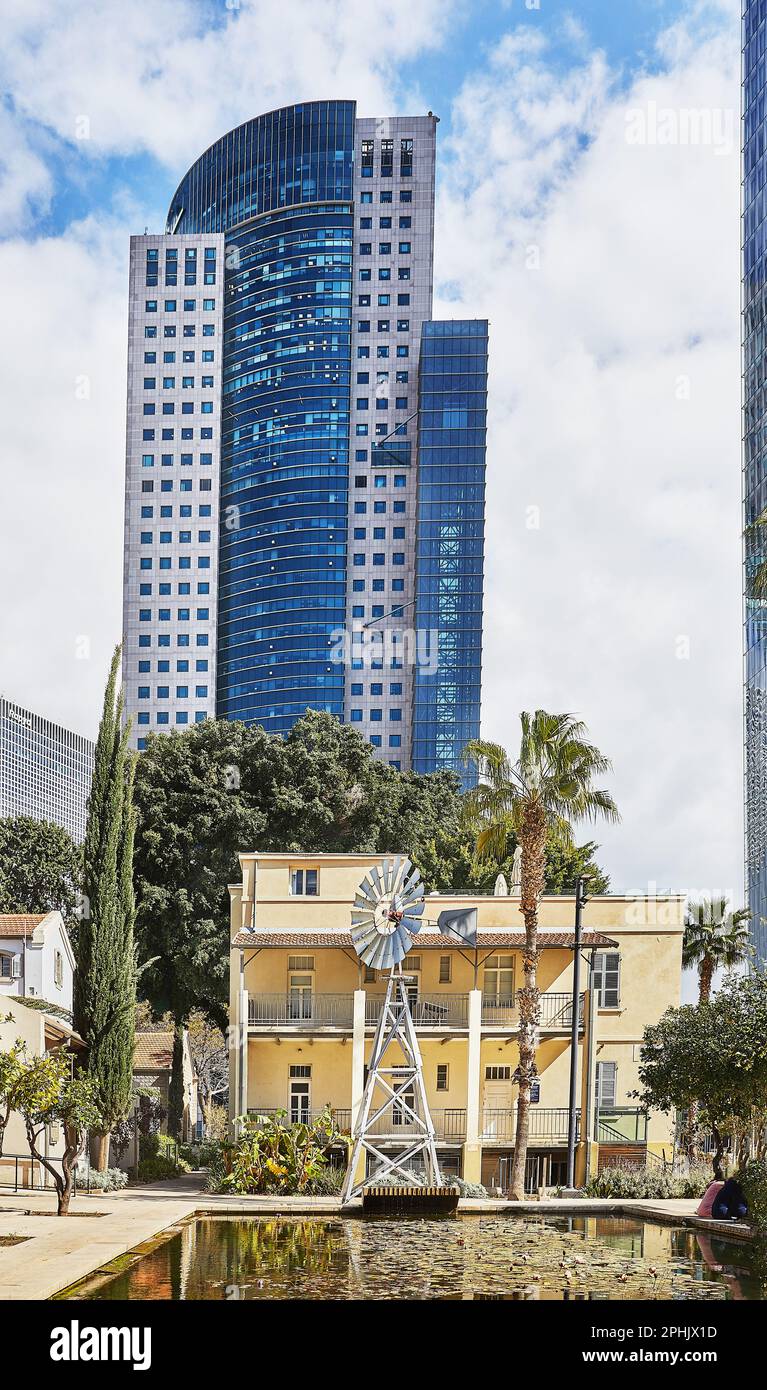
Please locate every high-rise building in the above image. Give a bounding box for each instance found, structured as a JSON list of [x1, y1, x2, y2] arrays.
[[0, 696, 95, 843], [744, 4, 767, 965], [122, 102, 488, 786]]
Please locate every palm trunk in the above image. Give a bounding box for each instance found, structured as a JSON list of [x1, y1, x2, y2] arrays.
[[508, 802, 546, 1201], [698, 957, 714, 1004], [90, 1129, 110, 1172]]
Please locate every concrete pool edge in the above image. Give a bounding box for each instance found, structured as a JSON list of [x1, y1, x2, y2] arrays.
[[0, 1182, 753, 1301]]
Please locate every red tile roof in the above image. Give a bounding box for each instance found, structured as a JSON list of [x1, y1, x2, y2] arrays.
[[133, 1032, 174, 1072], [232, 930, 617, 949], [0, 914, 48, 937]]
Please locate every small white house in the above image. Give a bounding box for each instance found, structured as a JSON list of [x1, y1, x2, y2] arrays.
[[0, 912, 75, 1014]]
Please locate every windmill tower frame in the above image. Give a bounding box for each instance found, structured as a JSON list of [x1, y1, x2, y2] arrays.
[[341, 964, 442, 1203]]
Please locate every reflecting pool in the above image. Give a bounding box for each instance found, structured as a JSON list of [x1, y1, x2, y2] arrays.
[[66, 1214, 762, 1301]]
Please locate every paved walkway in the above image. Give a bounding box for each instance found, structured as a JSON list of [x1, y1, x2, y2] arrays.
[[0, 1177, 750, 1300]]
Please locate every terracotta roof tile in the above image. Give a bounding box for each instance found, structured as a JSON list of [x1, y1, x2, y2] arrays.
[[0, 914, 48, 937], [133, 1031, 174, 1072], [232, 929, 617, 949]]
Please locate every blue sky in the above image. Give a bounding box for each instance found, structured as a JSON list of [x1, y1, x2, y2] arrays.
[[0, 0, 745, 907]]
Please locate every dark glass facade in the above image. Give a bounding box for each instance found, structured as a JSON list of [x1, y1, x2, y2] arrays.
[[168, 102, 355, 729], [411, 321, 488, 788], [744, 3, 767, 964]]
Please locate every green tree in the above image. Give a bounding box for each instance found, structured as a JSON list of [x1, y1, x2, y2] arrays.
[[417, 824, 610, 895], [0, 1027, 27, 1157], [17, 1051, 101, 1214], [463, 714, 619, 1199], [683, 896, 752, 1002], [636, 972, 767, 1179], [0, 817, 82, 937], [74, 647, 138, 1170], [132, 711, 464, 1112]]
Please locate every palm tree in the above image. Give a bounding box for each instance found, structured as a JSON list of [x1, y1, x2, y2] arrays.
[[683, 897, 751, 1002], [463, 713, 619, 1200]]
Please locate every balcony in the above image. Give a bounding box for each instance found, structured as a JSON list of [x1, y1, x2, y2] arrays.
[[248, 994, 354, 1029], [480, 1107, 579, 1147], [364, 993, 469, 1029], [481, 992, 584, 1032], [595, 1107, 648, 1145], [247, 1107, 466, 1143]]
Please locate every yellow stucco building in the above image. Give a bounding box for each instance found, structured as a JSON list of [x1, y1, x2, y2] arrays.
[[229, 853, 684, 1191]]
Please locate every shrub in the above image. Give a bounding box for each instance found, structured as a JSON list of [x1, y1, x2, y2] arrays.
[[85, 1167, 128, 1192], [306, 1164, 346, 1195], [212, 1107, 343, 1195], [179, 1139, 224, 1170], [740, 1159, 767, 1229], [452, 1178, 489, 1198], [130, 1130, 191, 1183], [584, 1164, 710, 1200]]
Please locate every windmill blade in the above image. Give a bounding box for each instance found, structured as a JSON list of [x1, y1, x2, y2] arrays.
[[402, 912, 423, 935]]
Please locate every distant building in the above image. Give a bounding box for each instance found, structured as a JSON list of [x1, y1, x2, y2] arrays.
[[0, 696, 94, 842], [133, 1029, 198, 1143], [0, 911, 75, 1015]]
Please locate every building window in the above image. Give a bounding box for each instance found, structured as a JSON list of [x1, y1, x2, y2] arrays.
[[290, 867, 318, 896], [436, 1063, 449, 1092], [592, 951, 620, 1008], [364, 965, 376, 983], [54, 951, 64, 989], [596, 1061, 617, 1109], [485, 1065, 511, 1081], [483, 955, 515, 1003], [439, 955, 452, 984], [0, 953, 16, 980]]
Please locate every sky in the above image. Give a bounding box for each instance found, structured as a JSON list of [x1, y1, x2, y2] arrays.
[[0, 0, 743, 908]]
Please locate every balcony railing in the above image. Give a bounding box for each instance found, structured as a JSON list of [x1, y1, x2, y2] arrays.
[[480, 1107, 579, 1146], [247, 991, 584, 1032], [481, 992, 585, 1030], [246, 1107, 466, 1142], [364, 993, 469, 1028], [595, 1107, 648, 1144], [248, 994, 354, 1028]]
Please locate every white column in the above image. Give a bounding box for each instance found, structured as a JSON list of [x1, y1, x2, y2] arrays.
[[463, 988, 483, 1184], [350, 990, 367, 1187]]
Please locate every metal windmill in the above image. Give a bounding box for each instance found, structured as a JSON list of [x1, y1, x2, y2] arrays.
[[341, 857, 477, 1203]]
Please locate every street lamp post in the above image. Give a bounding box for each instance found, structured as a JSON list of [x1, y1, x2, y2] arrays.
[[566, 876, 588, 1190]]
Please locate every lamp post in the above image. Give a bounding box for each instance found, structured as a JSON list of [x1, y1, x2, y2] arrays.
[[566, 876, 588, 1190]]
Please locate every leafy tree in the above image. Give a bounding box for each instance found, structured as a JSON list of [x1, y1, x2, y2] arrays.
[[132, 711, 464, 1105], [0, 1025, 27, 1157], [17, 1050, 101, 1214], [417, 824, 609, 896], [187, 1010, 228, 1128], [74, 646, 138, 1170], [463, 714, 618, 1199], [683, 896, 752, 1002], [0, 817, 82, 937], [636, 972, 767, 1179]]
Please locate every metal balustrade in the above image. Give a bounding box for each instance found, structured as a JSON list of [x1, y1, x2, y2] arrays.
[[481, 992, 585, 1030], [247, 994, 354, 1028], [247, 990, 584, 1032], [480, 1107, 578, 1146], [364, 993, 469, 1028], [595, 1107, 648, 1144], [246, 1107, 466, 1142]]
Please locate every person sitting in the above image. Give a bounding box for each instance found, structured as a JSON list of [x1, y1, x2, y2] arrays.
[[711, 1177, 748, 1221]]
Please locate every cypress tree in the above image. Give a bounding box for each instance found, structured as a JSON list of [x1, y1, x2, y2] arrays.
[[74, 647, 138, 1170]]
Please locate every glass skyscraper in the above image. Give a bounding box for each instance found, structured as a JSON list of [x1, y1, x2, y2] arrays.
[[0, 696, 94, 843], [744, 2, 767, 963], [122, 101, 488, 781]]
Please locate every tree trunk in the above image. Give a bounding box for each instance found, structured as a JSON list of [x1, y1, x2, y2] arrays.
[[710, 1122, 725, 1181], [90, 1129, 110, 1172], [698, 957, 714, 1004], [508, 801, 546, 1201]]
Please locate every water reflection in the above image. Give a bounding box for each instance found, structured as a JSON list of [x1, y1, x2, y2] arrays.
[[74, 1215, 761, 1302]]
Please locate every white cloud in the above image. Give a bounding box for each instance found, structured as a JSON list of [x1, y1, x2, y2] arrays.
[[435, 9, 742, 897], [0, 0, 745, 907]]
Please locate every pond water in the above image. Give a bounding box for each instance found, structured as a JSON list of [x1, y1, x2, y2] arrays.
[[65, 1213, 764, 1301]]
